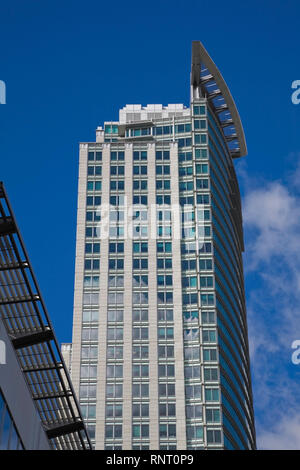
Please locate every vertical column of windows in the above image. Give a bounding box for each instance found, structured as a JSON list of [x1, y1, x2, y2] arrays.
[[132, 148, 150, 449]]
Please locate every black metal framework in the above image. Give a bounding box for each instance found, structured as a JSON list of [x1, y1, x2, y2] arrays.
[[0, 182, 92, 450]]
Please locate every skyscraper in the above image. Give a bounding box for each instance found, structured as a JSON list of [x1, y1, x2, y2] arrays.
[[68, 41, 256, 450]]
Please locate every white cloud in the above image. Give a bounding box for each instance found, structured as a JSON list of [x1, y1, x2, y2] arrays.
[[258, 413, 300, 450], [236, 156, 300, 449]]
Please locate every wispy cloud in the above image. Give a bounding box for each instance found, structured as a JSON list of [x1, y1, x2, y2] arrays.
[[236, 155, 300, 449]]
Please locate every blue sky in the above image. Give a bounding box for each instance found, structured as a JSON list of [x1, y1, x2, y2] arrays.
[[1, 0, 300, 449]]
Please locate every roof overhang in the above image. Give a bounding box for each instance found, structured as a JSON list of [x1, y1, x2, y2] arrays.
[[191, 41, 247, 158]]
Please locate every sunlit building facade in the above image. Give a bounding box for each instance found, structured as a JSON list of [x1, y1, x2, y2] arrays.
[[68, 41, 256, 450]]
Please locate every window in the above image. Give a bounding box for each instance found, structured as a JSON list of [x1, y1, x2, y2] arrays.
[[109, 258, 124, 270], [156, 165, 170, 176], [110, 180, 124, 191], [194, 119, 207, 130], [133, 292, 148, 305], [132, 424, 149, 438], [157, 309, 173, 321], [109, 242, 124, 253], [175, 123, 191, 133], [80, 364, 97, 379], [156, 195, 171, 205], [182, 293, 198, 305], [84, 276, 99, 288], [88, 150, 102, 161], [132, 383, 149, 398], [203, 348, 217, 362], [105, 424, 122, 439], [159, 383, 175, 397], [183, 310, 199, 322], [133, 180, 147, 190], [111, 151, 124, 161], [133, 195, 148, 205], [157, 258, 172, 270], [157, 292, 173, 304], [106, 404, 123, 417], [107, 345, 123, 359], [88, 165, 102, 176], [159, 424, 176, 438], [205, 388, 220, 402], [110, 165, 124, 176], [200, 294, 214, 306], [186, 405, 203, 419], [184, 346, 200, 360], [86, 196, 101, 206], [107, 310, 123, 322], [107, 327, 123, 341], [158, 345, 174, 358], [181, 259, 196, 271], [157, 275, 173, 287], [156, 150, 170, 160], [182, 276, 197, 288], [202, 330, 216, 343], [179, 151, 193, 162], [179, 166, 193, 177], [81, 404, 96, 419], [87, 181, 102, 191], [156, 179, 170, 190], [82, 310, 99, 323], [133, 151, 147, 161], [132, 345, 149, 359], [194, 134, 207, 145], [206, 408, 221, 423], [80, 383, 97, 399], [81, 345, 98, 359], [108, 275, 124, 288], [85, 259, 100, 271], [106, 364, 123, 378], [184, 365, 201, 379], [108, 292, 124, 305], [133, 165, 147, 176], [81, 328, 98, 341], [193, 105, 206, 115], [199, 259, 213, 270], [157, 241, 172, 253], [132, 327, 148, 340], [185, 384, 201, 399], [183, 329, 199, 341], [132, 364, 149, 378], [133, 258, 148, 270], [85, 243, 100, 254], [206, 429, 222, 444], [158, 327, 174, 340], [195, 148, 208, 159], [196, 178, 209, 189], [159, 403, 176, 417], [200, 276, 213, 288], [178, 137, 192, 148], [158, 364, 175, 377], [196, 163, 208, 174], [203, 367, 218, 381], [186, 425, 203, 440], [133, 242, 148, 253], [133, 309, 148, 322], [106, 383, 123, 398], [132, 404, 149, 417]]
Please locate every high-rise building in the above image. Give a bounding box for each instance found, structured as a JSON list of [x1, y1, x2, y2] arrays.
[[0, 182, 92, 450], [68, 41, 256, 450]]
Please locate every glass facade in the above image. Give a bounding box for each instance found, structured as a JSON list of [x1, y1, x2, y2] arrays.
[[0, 389, 23, 450], [71, 42, 256, 450]]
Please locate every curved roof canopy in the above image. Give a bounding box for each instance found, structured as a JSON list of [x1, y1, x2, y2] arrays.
[[191, 41, 247, 158]]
